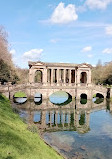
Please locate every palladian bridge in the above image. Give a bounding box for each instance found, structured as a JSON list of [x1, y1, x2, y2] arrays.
[[0, 61, 111, 100]]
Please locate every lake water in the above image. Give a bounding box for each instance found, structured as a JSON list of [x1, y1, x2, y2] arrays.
[[13, 94, 112, 159]]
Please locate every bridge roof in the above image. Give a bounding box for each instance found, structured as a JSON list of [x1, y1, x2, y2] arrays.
[[28, 61, 92, 68]]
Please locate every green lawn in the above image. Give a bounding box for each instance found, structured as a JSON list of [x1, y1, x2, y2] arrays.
[[0, 94, 63, 159]]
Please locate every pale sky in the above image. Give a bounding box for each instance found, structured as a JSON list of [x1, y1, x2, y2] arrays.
[[0, 0, 112, 68]]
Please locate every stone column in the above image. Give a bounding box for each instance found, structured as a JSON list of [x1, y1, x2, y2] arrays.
[[69, 69, 71, 85], [76, 111, 79, 127], [41, 111, 46, 128], [29, 69, 32, 83], [51, 69, 54, 85], [74, 109, 76, 127], [43, 68, 47, 85], [50, 111, 52, 127], [75, 69, 77, 86], [64, 69, 66, 85], [65, 112, 67, 124], [47, 69, 51, 83], [28, 110, 34, 124], [88, 70, 91, 86], [75, 69, 77, 85], [57, 69, 59, 85], [62, 111, 65, 127], [29, 69, 35, 83], [68, 111, 70, 126], [54, 69, 56, 83], [59, 69, 61, 81], [86, 71, 89, 85], [86, 111, 90, 127], [55, 111, 58, 127], [77, 70, 81, 86], [60, 70, 62, 83]]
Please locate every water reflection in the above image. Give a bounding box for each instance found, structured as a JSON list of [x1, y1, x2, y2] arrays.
[[14, 97, 27, 104], [13, 98, 107, 133], [34, 98, 42, 104], [34, 93, 42, 104], [93, 97, 104, 104], [49, 91, 72, 105], [13, 98, 112, 159]]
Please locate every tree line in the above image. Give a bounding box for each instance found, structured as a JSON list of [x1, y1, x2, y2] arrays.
[[92, 60, 112, 85], [0, 26, 28, 84]]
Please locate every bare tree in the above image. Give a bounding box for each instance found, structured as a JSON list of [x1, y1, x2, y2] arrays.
[[0, 26, 13, 66]]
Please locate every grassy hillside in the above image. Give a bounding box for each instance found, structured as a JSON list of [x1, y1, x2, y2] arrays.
[[0, 94, 63, 159]]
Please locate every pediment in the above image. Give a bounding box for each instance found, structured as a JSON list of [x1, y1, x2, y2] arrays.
[[78, 63, 92, 68], [79, 64, 88, 68], [28, 61, 45, 66], [35, 62, 44, 66]]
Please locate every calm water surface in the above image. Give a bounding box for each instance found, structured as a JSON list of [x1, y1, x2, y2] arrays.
[[13, 93, 112, 159]]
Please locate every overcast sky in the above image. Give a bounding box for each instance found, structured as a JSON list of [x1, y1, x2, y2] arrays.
[[0, 0, 112, 68]]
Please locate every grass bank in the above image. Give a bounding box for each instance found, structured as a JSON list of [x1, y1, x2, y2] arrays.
[[0, 94, 63, 159]]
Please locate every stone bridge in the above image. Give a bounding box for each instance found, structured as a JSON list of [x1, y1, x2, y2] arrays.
[[0, 82, 108, 100], [0, 61, 111, 100]]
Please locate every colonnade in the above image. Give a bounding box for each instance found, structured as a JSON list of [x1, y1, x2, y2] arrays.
[[28, 109, 90, 132], [47, 68, 76, 85], [28, 61, 92, 86]]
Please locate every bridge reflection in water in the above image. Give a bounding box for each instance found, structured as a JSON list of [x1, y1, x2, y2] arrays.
[[13, 98, 112, 134]]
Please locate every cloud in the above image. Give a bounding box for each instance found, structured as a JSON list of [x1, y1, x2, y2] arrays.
[[50, 39, 60, 43], [10, 49, 16, 55], [85, 0, 112, 10], [23, 49, 43, 61], [81, 46, 92, 52], [50, 2, 78, 24], [87, 54, 93, 58], [105, 26, 112, 35], [102, 48, 112, 54]]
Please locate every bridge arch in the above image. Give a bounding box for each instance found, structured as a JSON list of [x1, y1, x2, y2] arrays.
[[80, 72, 87, 84], [92, 90, 106, 99], [80, 93, 87, 104], [49, 90, 72, 105], [13, 91, 27, 98], [49, 90, 72, 99], [10, 89, 29, 101], [35, 70, 43, 83], [80, 93, 87, 99], [96, 93, 104, 98]]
